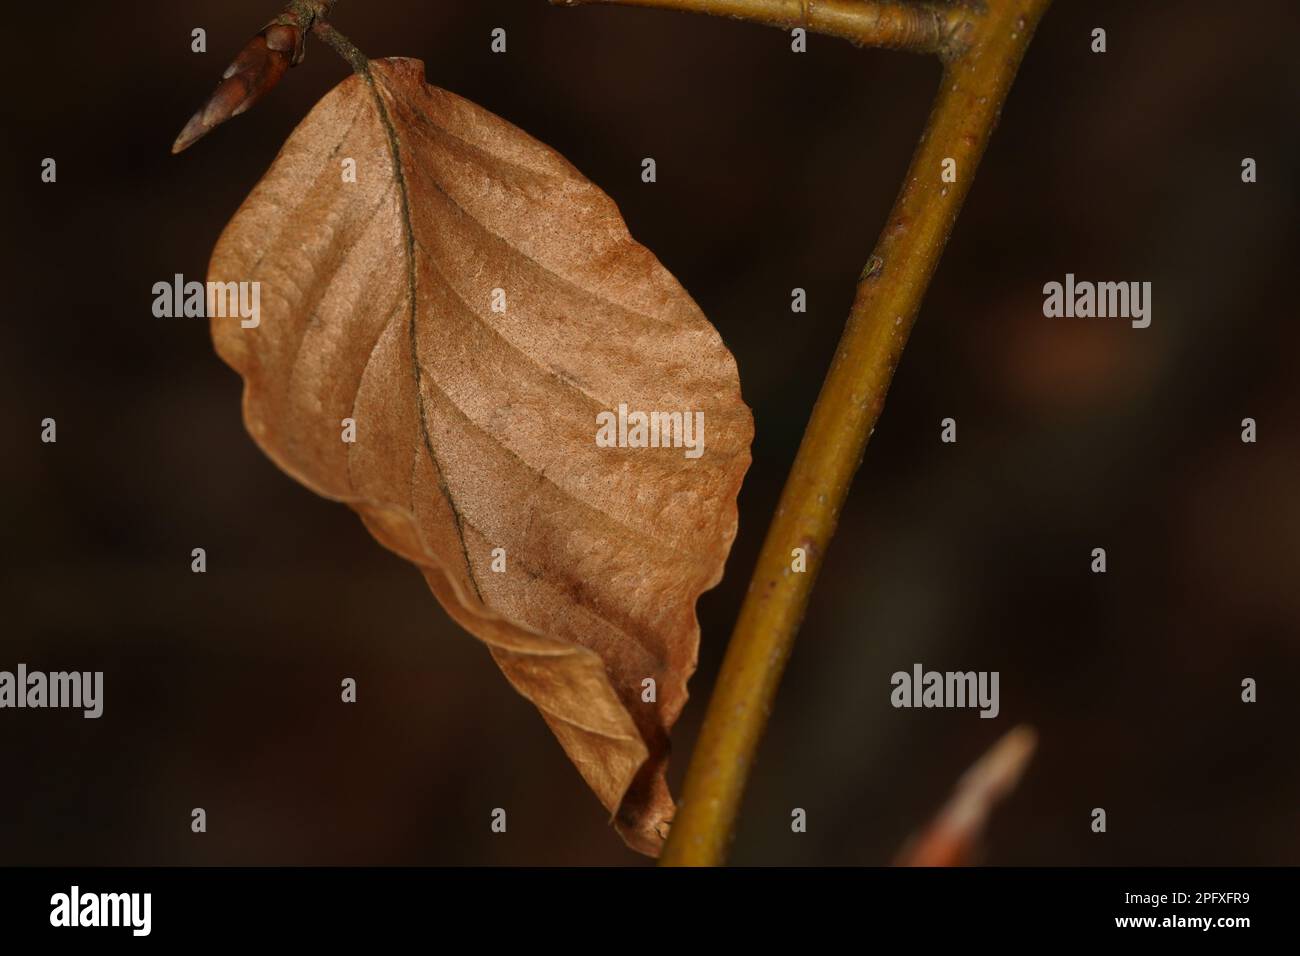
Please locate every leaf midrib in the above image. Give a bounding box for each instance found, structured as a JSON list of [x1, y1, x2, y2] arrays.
[[360, 64, 484, 603]]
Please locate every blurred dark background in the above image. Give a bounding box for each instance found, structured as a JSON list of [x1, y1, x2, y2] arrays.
[[2, 0, 1297, 865]]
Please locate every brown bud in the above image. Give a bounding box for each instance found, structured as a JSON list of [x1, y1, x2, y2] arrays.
[[172, 23, 302, 155], [264, 23, 306, 62]]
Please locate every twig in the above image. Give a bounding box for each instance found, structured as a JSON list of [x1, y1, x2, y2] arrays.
[[610, 0, 1054, 866], [550, 0, 972, 56]]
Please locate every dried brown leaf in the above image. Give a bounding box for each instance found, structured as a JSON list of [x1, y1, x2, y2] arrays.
[[207, 58, 752, 855], [895, 726, 1037, 866]]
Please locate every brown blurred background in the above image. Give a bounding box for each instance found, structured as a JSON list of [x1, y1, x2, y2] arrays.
[[1, 0, 1297, 865]]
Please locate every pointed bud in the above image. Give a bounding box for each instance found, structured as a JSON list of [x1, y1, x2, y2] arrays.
[[172, 22, 305, 155]]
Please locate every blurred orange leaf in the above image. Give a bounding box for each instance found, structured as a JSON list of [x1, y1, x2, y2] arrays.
[[896, 726, 1037, 866]]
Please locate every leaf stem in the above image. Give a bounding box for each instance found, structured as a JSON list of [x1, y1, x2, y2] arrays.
[[550, 0, 973, 57], [310, 20, 370, 75], [645, 0, 1054, 866]]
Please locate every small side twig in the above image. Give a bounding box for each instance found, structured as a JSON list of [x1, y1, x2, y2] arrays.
[[550, 0, 973, 58]]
